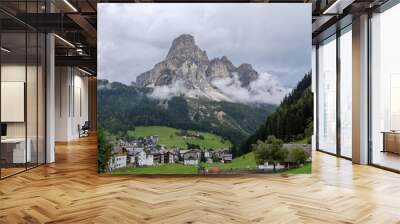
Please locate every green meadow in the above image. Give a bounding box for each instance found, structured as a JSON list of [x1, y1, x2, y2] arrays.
[[127, 126, 231, 149], [111, 164, 198, 174]]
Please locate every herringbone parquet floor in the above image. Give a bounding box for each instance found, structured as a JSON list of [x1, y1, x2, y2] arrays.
[[1, 135, 400, 224]]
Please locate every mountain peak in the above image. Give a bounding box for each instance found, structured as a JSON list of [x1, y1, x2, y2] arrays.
[[166, 34, 208, 63], [173, 34, 195, 45], [238, 63, 252, 70], [136, 34, 273, 102], [236, 63, 259, 87]]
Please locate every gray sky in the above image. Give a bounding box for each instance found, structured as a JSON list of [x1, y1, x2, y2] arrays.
[[98, 3, 311, 87]]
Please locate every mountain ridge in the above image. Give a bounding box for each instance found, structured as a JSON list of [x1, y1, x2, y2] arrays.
[[135, 34, 285, 104]]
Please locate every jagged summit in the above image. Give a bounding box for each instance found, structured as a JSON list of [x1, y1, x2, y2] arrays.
[[136, 34, 272, 102], [166, 34, 209, 63]]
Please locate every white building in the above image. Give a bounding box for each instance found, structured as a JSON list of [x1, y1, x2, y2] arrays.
[[222, 153, 233, 163], [108, 155, 127, 170], [184, 159, 198, 165], [145, 154, 154, 166], [258, 162, 285, 170], [182, 149, 200, 165], [128, 156, 135, 166], [134, 148, 154, 166]]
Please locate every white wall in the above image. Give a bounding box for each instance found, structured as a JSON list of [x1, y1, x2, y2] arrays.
[[1, 63, 47, 164], [55, 67, 89, 141], [1, 65, 26, 138]]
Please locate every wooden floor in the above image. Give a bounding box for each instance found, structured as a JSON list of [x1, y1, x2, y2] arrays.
[[1, 136, 400, 224]]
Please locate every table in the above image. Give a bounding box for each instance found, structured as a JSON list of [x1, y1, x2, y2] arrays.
[[382, 131, 400, 154]]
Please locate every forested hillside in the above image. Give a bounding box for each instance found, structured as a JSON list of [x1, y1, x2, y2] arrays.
[[239, 73, 313, 155], [97, 80, 275, 154]]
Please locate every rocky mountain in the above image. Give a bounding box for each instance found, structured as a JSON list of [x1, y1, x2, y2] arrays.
[[136, 34, 283, 103]]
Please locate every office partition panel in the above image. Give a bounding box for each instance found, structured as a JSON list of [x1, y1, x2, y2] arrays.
[[0, 2, 47, 179], [0, 31, 28, 178]]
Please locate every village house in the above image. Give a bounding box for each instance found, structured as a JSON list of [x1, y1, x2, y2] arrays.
[[204, 150, 213, 163], [151, 149, 177, 165], [108, 147, 128, 170], [182, 149, 201, 165], [213, 149, 226, 160], [132, 148, 154, 166], [161, 149, 177, 164], [222, 153, 233, 163], [125, 148, 136, 167], [109, 136, 234, 169], [205, 148, 230, 163]]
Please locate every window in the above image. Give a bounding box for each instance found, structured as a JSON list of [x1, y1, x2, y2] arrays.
[[370, 3, 400, 171], [339, 27, 352, 158], [317, 35, 337, 154]]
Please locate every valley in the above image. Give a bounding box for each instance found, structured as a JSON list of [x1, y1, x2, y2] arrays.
[[97, 80, 275, 154], [97, 34, 312, 175]]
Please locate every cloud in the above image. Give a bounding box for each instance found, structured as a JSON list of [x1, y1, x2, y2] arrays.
[[98, 3, 311, 87], [147, 81, 187, 100], [212, 72, 290, 105], [147, 72, 290, 105]]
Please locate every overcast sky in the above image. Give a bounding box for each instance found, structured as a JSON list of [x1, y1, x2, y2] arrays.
[[98, 3, 311, 87]]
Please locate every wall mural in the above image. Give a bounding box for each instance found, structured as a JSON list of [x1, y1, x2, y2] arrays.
[[97, 3, 313, 175]]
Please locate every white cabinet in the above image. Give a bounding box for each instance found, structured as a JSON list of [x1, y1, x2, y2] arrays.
[[1, 138, 32, 163]]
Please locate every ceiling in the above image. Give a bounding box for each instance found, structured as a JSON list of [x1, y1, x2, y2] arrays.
[[0, 0, 390, 75]]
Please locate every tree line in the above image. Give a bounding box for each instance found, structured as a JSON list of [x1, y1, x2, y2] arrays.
[[239, 73, 313, 156]]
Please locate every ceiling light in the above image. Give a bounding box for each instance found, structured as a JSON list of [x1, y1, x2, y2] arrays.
[[323, 0, 355, 15], [63, 0, 78, 12], [1, 47, 11, 53], [323, 1, 339, 14], [54, 34, 75, 48], [78, 67, 92, 76]]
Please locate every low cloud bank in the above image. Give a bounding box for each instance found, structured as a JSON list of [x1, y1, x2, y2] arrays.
[[147, 81, 187, 100], [148, 73, 290, 105], [211, 72, 290, 105]]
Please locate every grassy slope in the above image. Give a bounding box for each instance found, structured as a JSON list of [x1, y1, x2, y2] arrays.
[[111, 164, 198, 174], [110, 155, 311, 175], [111, 152, 256, 175], [283, 163, 312, 174], [203, 152, 257, 171], [127, 126, 231, 149], [291, 137, 309, 144]]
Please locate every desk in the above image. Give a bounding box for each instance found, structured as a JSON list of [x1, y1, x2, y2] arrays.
[[382, 131, 400, 154], [1, 138, 31, 164]]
